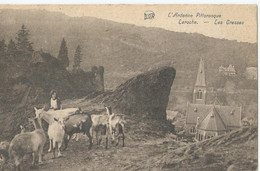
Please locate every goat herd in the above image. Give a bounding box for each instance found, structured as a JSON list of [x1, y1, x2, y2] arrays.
[[0, 106, 126, 171]]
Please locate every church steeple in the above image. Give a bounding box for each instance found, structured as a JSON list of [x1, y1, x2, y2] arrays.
[[193, 58, 207, 104], [195, 58, 206, 87]]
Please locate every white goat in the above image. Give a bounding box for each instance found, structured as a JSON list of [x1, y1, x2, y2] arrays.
[[47, 107, 81, 143], [46, 107, 81, 119], [47, 117, 68, 158], [90, 114, 109, 147], [105, 106, 126, 147], [8, 108, 46, 171], [34, 108, 92, 151]]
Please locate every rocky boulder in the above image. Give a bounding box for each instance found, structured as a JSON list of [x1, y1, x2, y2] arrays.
[[103, 67, 176, 120]]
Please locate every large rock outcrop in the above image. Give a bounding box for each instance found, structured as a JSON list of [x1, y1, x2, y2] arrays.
[[103, 67, 176, 120]]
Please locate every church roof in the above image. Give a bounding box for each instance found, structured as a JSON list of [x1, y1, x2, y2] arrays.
[[210, 96, 223, 106], [198, 106, 226, 131], [186, 103, 241, 129], [195, 58, 206, 87]]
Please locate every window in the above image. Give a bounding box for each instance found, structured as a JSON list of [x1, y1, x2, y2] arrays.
[[196, 89, 203, 99], [190, 126, 196, 133], [198, 133, 204, 141]]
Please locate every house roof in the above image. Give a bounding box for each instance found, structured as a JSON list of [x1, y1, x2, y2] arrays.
[[195, 58, 206, 87], [186, 103, 241, 129], [198, 106, 226, 131]]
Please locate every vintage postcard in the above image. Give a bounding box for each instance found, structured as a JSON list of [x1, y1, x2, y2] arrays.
[[0, 4, 257, 171]]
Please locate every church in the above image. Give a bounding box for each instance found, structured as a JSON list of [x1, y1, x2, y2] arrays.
[[185, 58, 241, 141]]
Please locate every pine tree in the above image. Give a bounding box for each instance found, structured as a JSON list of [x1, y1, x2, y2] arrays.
[[58, 38, 69, 68], [0, 39, 6, 60], [7, 39, 16, 59], [73, 45, 82, 72], [15, 24, 33, 57]]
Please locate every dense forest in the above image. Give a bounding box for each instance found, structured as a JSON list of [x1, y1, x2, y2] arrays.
[[0, 24, 102, 113]]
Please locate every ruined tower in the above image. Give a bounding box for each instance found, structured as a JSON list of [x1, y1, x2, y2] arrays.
[[91, 66, 104, 92]]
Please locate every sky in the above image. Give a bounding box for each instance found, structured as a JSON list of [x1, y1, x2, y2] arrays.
[[0, 4, 257, 43]]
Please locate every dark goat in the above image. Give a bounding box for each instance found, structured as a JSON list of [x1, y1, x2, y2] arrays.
[[63, 114, 93, 150]]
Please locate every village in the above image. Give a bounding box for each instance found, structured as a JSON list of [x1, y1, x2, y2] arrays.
[[166, 58, 257, 143]]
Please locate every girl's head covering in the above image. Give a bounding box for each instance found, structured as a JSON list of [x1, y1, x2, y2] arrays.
[[50, 89, 57, 96]]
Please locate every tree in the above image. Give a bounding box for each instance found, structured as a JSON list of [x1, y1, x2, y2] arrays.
[[0, 39, 6, 84], [16, 24, 33, 57], [73, 45, 82, 72], [7, 39, 17, 60], [0, 39, 6, 61], [58, 38, 69, 68]]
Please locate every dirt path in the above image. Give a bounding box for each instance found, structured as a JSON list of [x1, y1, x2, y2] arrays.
[[33, 135, 170, 171]]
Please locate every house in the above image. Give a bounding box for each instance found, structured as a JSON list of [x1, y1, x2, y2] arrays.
[[245, 67, 257, 80], [219, 64, 236, 76], [185, 58, 241, 141]]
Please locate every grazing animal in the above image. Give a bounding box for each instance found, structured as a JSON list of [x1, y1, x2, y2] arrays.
[[90, 114, 109, 147], [63, 114, 93, 150], [8, 111, 46, 171], [47, 117, 69, 158], [34, 107, 92, 150], [35, 107, 81, 123], [46, 107, 81, 119], [71, 133, 80, 142], [105, 106, 126, 147]]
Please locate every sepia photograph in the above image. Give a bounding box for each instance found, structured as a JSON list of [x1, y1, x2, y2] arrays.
[[0, 4, 257, 171]]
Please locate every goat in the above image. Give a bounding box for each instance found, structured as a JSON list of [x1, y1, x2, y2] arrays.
[[34, 108, 92, 151], [63, 114, 93, 150], [90, 114, 109, 147], [46, 107, 81, 119], [35, 107, 80, 123], [105, 106, 126, 147], [71, 133, 80, 142], [48, 107, 81, 143], [8, 109, 46, 171], [47, 117, 68, 158]]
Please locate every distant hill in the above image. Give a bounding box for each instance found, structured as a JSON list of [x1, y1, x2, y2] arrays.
[[0, 9, 257, 90]]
